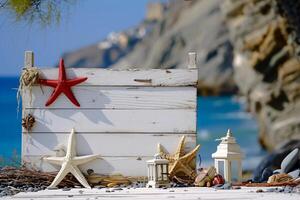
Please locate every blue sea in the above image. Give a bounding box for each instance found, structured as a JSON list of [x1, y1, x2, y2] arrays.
[[0, 77, 266, 170]]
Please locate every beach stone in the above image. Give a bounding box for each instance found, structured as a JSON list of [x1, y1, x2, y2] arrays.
[[27, 187, 34, 192], [253, 140, 300, 182], [62, 188, 71, 191], [260, 167, 273, 182], [281, 148, 299, 173], [273, 169, 281, 174], [288, 169, 300, 178]]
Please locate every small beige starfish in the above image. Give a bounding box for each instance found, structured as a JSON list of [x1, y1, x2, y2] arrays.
[[158, 136, 200, 182], [44, 128, 100, 189]]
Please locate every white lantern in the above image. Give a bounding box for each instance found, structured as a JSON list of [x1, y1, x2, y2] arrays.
[[212, 129, 243, 183], [146, 153, 170, 188]]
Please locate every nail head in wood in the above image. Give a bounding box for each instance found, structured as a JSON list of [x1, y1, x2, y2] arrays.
[[25, 51, 34, 68], [188, 52, 197, 69]]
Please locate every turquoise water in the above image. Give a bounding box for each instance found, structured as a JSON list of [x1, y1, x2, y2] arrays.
[[0, 77, 265, 169]]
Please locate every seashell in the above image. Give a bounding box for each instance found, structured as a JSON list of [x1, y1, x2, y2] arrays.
[[212, 174, 225, 185], [267, 173, 293, 183], [194, 166, 216, 187], [22, 114, 35, 131]]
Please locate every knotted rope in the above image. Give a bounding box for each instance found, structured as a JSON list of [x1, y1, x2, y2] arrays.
[[17, 67, 40, 113]]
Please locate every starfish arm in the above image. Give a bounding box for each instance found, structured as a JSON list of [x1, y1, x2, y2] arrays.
[[45, 88, 62, 106], [67, 77, 88, 87], [66, 128, 76, 158], [73, 154, 100, 166], [39, 79, 58, 87], [48, 163, 70, 188], [58, 59, 67, 81], [157, 143, 166, 156], [180, 145, 200, 163], [63, 87, 80, 107], [43, 156, 64, 165], [69, 165, 91, 189], [174, 136, 186, 159]]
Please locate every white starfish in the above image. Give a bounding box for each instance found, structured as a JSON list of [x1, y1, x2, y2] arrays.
[[44, 128, 100, 189]]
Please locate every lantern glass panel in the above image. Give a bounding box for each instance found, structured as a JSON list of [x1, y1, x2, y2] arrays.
[[156, 164, 162, 180], [150, 164, 154, 181], [218, 160, 225, 177], [231, 160, 239, 182], [163, 164, 168, 180]]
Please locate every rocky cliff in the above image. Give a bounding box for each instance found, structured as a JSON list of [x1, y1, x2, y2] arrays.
[[221, 0, 300, 151], [62, 0, 236, 95]]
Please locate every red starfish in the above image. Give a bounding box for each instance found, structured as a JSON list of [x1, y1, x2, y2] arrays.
[[39, 59, 87, 107]]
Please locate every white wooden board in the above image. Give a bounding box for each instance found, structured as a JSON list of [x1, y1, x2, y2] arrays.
[[23, 87, 196, 109], [24, 109, 196, 133], [22, 133, 196, 156], [22, 63, 198, 176], [38, 68, 198, 86]]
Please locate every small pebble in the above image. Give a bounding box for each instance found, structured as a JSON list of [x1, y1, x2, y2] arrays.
[[256, 189, 264, 193], [222, 183, 232, 190], [112, 188, 123, 191], [95, 185, 106, 189], [105, 190, 111, 193], [78, 190, 84, 194], [68, 195, 74, 197], [47, 187, 58, 190], [169, 190, 175, 192], [232, 186, 241, 189], [266, 188, 276, 192], [62, 188, 71, 191], [284, 186, 293, 193]]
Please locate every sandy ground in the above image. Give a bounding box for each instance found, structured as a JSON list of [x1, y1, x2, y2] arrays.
[[2, 187, 300, 200]]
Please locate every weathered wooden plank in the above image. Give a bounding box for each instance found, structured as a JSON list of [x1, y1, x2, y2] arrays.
[[23, 87, 196, 109], [23, 155, 150, 176], [22, 133, 196, 157], [24, 51, 34, 68], [37, 68, 198, 86], [24, 109, 196, 133]]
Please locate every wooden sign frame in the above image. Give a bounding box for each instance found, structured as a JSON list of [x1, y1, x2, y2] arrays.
[[21, 51, 198, 177]]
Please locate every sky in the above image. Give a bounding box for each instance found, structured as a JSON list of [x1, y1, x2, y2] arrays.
[[0, 0, 150, 76]]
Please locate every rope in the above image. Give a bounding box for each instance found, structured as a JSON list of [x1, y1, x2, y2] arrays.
[[17, 67, 40, 114]]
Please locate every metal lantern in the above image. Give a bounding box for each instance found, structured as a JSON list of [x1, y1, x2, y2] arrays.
[[146, 153, 170, 188], [212, 129, 243, 183]]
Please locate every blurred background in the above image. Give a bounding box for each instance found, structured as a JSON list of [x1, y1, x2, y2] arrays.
[[0, 0, 299, 177]]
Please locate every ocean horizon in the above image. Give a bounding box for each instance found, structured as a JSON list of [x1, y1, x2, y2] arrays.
[[0, 76, 266, 170]]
